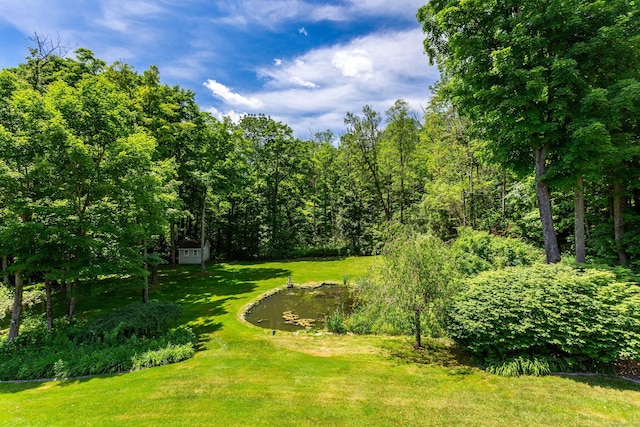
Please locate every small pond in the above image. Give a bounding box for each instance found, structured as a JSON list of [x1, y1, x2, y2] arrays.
[[244, 284, 354, 332]]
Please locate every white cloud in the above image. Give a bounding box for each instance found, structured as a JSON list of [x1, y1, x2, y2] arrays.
[[204, 79, 264, 109], [298, 27, 308, 36], [210, 0, 426, 28], [207, 106, 246, 124], [0, 1, 90, 50], [239, 28, 438, 136], [0, 1, 72, 31], [345, 0, 427, 18], [290, 76, 318, 89], [161, 50, 215, 82], [309, 5, 344, 21], [331, 50, 373, 80], [98, 0, 165, 36], [274, 58, 282, 66], [0, 0, 172, 67]]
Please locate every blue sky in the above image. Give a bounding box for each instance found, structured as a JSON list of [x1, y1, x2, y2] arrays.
[[0, 0, 439, 138]]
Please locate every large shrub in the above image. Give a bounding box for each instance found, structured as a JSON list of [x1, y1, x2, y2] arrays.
[[80, 301, 182, 343], [0, 302, 195, 380], [451, 227, 543, 276], [448, 264, 640, 375]]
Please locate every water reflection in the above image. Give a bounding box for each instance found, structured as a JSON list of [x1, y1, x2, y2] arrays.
[[245, 285, 354, 331]]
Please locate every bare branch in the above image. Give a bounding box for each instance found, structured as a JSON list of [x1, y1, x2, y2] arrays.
[[28, 32, 71, 60]]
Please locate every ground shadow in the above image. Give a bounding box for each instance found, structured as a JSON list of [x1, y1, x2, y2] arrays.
[[383, 339, 640, 390], [0, 262, 291, 392], [382, 337, 478, 374], [153, 263, 290, 337], [228, 256, 347, 266], [553, 373, 640, 391]]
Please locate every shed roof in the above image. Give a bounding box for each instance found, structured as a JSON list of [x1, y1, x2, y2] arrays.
[[178, 239, 203, 249]]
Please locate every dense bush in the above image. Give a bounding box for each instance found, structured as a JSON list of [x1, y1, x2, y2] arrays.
[[448, 264, 640, 375], [325, 309, 347, 334], [0, 302, 196, 380], [81, 301, 182, 342], [344, 306, 374, 335], [451, 227, 543, 276]]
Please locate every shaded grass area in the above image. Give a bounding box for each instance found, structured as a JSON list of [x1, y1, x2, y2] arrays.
[[1, 256, 640, 426]]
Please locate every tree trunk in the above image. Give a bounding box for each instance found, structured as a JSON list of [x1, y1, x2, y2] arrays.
[[8, 271, 23, 341], [170, 222, 177, 270], [501, 170, 507, 216], [469, 151, 476, 229], [534, 147, 561, 263], [142, 243, 149, 303], [201, 191, 207, 273], [2, 255, 8, 285], [574, 177, 586, 264], [613, 182, 628, 266], [414, 307, 422, 350], [67, 278, 78, 318], [461, 189, 467, 227], [151, 264, 159, 285], [45, 278, 53, 331]]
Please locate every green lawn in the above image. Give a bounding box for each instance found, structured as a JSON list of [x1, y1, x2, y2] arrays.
[[1, 257, 639, 426]]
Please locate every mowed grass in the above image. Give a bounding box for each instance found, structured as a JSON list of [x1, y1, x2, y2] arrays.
[[1, 256, 639, 426]]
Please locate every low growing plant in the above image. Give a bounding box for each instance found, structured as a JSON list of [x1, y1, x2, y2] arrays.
[[0, 302, 196, 381], [131, 342, 195, 371], [485, 356, 551, 377]]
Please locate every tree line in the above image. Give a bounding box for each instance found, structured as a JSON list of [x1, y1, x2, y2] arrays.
[[418, 0, 640, 265], [2, 1, 640, 342]]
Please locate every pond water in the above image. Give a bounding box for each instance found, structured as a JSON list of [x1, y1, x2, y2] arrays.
[[244, 284, 354, 332]]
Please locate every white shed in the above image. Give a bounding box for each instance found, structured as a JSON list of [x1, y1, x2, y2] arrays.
[[177, 239, 210, 264]]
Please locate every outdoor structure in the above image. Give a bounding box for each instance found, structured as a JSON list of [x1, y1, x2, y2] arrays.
[[177, 239, 210, 264]]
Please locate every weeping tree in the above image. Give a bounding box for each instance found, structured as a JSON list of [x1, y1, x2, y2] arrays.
[[359, 227, 456, 349]]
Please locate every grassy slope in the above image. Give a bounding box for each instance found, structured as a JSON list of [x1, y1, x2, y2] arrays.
[[1, 257, 639, 426]]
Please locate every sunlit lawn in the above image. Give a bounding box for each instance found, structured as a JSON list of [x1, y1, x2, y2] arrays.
[[1, 256, 639, 426]]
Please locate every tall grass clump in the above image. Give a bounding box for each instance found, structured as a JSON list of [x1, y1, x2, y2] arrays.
[[325, 309, 347, 334]]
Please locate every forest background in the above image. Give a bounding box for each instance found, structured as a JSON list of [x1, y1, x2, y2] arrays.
[[1, 7, 639, 342]]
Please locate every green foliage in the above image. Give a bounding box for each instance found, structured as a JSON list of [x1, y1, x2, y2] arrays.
[[81, 301, 182, 342], [451, 227, 543, 276], [485, 356, 552, 377], [288, 245, 350, 259], [1, 259, 640, 426], [448, 264, 640, 375], [53, 359, 70, 380], [419, 0, 640, 265], [355, 228, 457, 346], [325, 309, 347, 334], [0, 303, 195, 380], [131, 342, 195, 371], [343, 306, 374, 335], [0, 285, 12, 320]]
